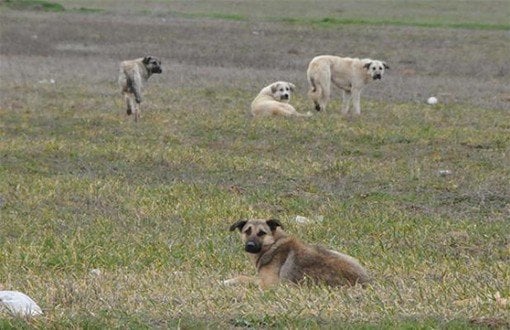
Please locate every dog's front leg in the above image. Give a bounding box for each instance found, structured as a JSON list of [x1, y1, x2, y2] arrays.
[[258, 267, 280, 289], [133, 102, 141, 122], [352, 89, 362, 115], [132, 72, 143, 105], [223, 275, 259, 286], [341, 90, 352, 115]]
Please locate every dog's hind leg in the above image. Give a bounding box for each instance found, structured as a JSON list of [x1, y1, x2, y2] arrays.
[[124, 92, 133, 115], [308, 68, 331, 112], [317, 77, 331, 112], [311, 68, 331, 112]]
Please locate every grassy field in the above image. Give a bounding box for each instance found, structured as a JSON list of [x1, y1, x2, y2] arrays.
[[1, 0, 509, 328]]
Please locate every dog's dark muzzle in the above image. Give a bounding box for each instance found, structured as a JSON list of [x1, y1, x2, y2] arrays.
[[280, 94, 289, 100], [245, 241, 262, 253], [152, 67, 162, 74], [373, 74, 382, 80]]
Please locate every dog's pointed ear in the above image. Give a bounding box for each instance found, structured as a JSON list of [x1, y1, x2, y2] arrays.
[[266, 219, 283, 231], [229, 220, 247, 232], [289, 83, 296, 92], [383, 62, 390, 70], [143, 56, 152, 64], [363, 61, 372, 70], [270, 83, 278, 94]]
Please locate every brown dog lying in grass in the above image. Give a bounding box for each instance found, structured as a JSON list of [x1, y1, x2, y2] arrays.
[[224, 219, 369, 289]]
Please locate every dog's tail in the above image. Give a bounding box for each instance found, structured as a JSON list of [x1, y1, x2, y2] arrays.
[[308, 77, 321, 98], [309, 77, 317, 93]]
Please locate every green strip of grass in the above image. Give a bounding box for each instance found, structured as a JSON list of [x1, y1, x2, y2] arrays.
[[3, 0, 65, 12], [170, 11, 246, 22], [72, 7, 104, 14], [1, 0, 103, 14], [283, 16, 510, 31], [168, 10, 509, 31]]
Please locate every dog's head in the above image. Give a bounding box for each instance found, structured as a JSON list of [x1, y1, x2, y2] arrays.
[[363, 60, 389, 80], [269, 81, 295, 103], [143, 56, 162, 74], [229, 219, 283, 254]]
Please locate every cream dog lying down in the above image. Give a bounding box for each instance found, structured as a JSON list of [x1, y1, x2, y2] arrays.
[[251, 81, 312, 117]]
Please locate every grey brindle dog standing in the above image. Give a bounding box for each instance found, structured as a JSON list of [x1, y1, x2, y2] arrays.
[[118, 56, 162, 122]]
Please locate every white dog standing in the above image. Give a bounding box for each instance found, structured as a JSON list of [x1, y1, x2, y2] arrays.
[[251, 81, 312, 117], [307, 55, 389, 115]]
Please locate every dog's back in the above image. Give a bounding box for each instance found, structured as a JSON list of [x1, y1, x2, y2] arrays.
[[261, 235, 370, 286], [310, 245, 370, 285], [251, 85, 274, 106], [250, 88, 273, 116]]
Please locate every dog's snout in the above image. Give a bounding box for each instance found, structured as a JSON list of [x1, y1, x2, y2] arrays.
[[281, 94, 289, 100], [373, 74, 382, 80], [245, 241, 261, 253]]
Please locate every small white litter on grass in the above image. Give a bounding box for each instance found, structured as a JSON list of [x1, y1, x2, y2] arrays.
[[89, 269, 102, 276], [427, 96, 438, 105], [438, 169, 452, 176], [38, 79, 55, 84], [294, 215, 311, 224], [0, 291, 43, 317], [294, 215, 324, 224]]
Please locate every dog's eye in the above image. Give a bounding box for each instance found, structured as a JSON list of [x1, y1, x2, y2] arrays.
[[372, 67, 376, 70], [244, 228, 252, 235], [257, 231, 266, 237]]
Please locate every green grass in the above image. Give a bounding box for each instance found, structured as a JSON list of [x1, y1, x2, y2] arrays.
[[0, 0, 509, 326], [303, 17, 510, 31], [0, 0, 103, 14], [0, 82, 509, 327], [154, 0, 510, 31], [7, 0, 508, 31], [170, 11, 247, 22], [164, 11, 510, 31], [2, 0, 65, 12]]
